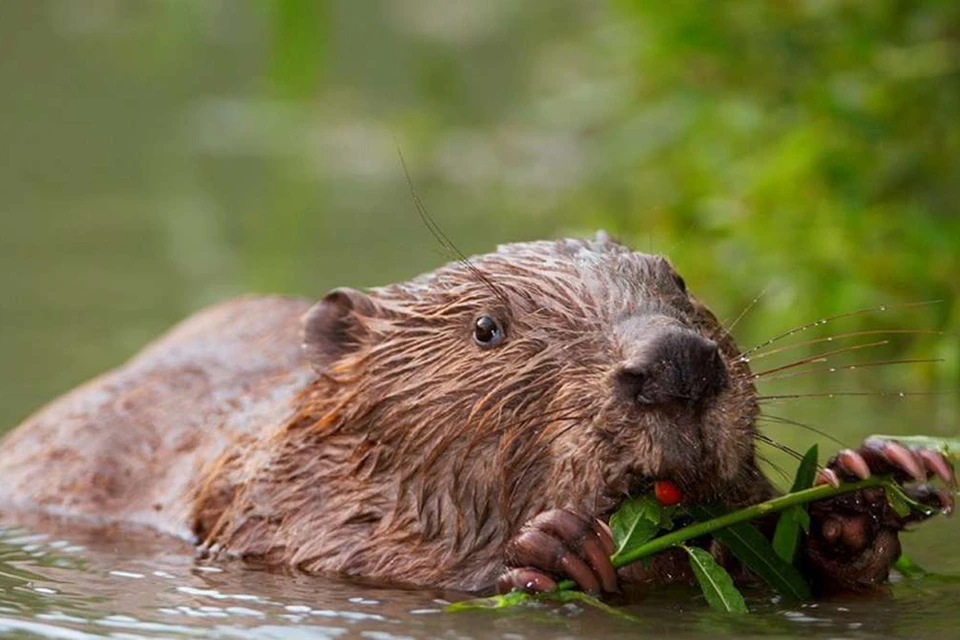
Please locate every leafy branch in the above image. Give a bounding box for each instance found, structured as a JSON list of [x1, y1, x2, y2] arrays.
[[450, 437, 955, 615], [557, 473, 890, 596]]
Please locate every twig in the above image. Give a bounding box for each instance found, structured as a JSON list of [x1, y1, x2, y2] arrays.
[[554, 476, 889, 591]]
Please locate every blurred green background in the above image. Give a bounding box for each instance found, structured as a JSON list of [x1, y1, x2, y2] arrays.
[[1, 0, 958, 457]]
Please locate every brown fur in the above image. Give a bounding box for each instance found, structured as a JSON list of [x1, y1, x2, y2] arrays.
[[0, 235, 774, 592]]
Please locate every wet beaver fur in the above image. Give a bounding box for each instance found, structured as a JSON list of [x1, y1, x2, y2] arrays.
[[0, 234, 953, 596]]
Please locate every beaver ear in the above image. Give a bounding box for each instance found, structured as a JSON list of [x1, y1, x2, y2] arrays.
[[302, 287, 379, 371]]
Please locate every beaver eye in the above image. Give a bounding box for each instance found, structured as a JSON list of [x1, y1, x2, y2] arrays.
[[473, 315, 504, 347]]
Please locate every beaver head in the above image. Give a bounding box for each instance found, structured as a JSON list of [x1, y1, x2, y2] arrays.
[[302, 234, 757, 514], [200, 233, 763, 589]]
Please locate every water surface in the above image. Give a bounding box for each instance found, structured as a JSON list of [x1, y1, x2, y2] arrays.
[[1, 511, 959, 640]]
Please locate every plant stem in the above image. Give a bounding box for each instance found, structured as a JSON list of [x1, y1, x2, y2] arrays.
[[555, 476, 888, 592]]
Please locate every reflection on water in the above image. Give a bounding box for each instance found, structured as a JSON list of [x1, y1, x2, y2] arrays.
[[2, 517, 960, 640], [0, 520, 447, 639]]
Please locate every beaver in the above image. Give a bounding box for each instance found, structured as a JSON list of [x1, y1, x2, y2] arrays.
[[0, 234, 953, 596]]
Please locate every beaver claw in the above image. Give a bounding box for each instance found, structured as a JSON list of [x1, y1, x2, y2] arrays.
[[817, 438, 956, 514], [805, 439, 955, 591], [497, 508, 617, 595], [823, 438, 955, 485]]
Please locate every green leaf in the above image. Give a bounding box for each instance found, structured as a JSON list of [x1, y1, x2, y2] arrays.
[[869, 435, 960, 462], [772, 507, 804, 563], [790, 445, 821, 493], [688, 504, 812, 601], [609, 494, 663, 561], [445, 590, 531, 611], [884, 480, 938, 518], [683, 545, 749, 614], [659, 505, 678, 531], [446, 589, 643, 620], [885, 484, 913, 517], [893, 554, 928, 579], [536, 591, 643, 622], [772, 444, 819, 563]]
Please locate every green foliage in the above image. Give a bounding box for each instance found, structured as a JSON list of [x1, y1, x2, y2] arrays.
[[885, 480, 938, 518], [446, 587, 641, 621], [250, 1, 960, 393], [268, 0, 327, 99], [683, 545, 749, 614], [687, 504, 811, 601], [772, 444, 819, 563], [446, 590, 531, 611], [590, 3, 960, 387], [450, 439, 954, 615], [609, 494, 664, 562], [894, 554, 928, 579]]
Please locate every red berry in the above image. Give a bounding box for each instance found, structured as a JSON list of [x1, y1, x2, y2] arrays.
[[654, 480, 683, 506]]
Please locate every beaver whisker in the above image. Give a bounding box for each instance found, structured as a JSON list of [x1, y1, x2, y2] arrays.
[[744, 329, 944, 363], [755, 451, 792, 485], [754, 432, 807, 463], [735, 300, 942, 362], [756, 358, 943, 384], [757, 390, 944, 403], [749, 340, 890, 379], [722, 287, 768, 336], [757, 413, 846, 447], [396, 144, 511, 308]]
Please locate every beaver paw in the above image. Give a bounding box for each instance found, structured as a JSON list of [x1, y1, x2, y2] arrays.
[[496, 508, 618, 595], [804, 438, 956, 591]]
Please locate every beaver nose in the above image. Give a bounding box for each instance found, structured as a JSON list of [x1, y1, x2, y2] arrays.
[[616, 328, 727, 407]]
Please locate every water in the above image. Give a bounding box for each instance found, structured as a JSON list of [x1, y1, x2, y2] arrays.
[[2, 517, 960, 640]]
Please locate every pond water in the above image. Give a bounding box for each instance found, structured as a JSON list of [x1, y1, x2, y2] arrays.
[[2, 512, 960, 640]]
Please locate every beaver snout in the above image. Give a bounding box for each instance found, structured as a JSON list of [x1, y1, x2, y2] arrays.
[[616, 326, 727, 407]]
